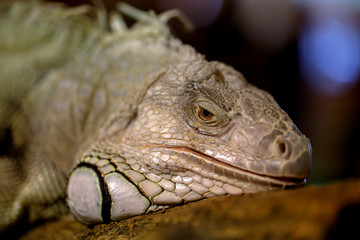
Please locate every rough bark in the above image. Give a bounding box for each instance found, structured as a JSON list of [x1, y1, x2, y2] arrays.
[[18, 179, 360, 240]]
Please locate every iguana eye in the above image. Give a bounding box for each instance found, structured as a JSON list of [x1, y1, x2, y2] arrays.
[[193, 103, 218, 125], [185, 99, 230, 134], [198, 107, 215, 121]]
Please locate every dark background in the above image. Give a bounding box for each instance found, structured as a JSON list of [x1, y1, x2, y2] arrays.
[[51, 0, 360, 185]]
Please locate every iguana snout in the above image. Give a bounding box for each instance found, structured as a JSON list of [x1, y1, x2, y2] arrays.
[[223, 105, 312, 179]]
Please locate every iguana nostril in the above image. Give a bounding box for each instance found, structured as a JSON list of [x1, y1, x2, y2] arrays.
[[277, 140, 286, 154], [277, 139, 293, 159]]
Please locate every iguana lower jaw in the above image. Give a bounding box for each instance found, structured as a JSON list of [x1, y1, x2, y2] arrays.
[[67, 137, 309, 225]]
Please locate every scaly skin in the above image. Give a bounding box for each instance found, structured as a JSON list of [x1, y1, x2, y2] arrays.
[[0, 1, 312, 233]]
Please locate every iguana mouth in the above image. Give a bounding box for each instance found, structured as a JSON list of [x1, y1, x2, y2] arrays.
[[162, 146, 306, 188]]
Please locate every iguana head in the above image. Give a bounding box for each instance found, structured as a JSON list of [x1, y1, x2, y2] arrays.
[[67, 60, 312, 224], [123, 60, 311, 184]]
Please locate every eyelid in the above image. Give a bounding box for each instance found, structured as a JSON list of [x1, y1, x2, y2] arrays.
[[196, 100, 218, 114]]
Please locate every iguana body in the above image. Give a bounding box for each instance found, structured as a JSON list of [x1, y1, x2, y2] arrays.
[[0, 1, 312, 234]]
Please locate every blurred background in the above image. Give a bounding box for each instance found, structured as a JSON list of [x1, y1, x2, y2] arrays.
[[52, 0, 360, 185]]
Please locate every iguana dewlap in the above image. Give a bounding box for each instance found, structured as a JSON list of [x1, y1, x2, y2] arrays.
[[0, 1, 312, 233]]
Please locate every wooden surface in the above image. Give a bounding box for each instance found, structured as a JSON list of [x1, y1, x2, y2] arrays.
[[18, 179, 360, 240]]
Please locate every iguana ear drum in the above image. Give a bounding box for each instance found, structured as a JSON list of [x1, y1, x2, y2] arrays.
[[67, 164, 150, 224]]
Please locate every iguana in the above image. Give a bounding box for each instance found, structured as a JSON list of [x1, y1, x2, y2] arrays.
[[0, 0, 312, 235]]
